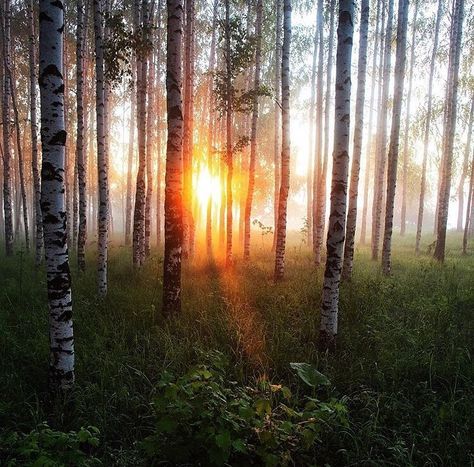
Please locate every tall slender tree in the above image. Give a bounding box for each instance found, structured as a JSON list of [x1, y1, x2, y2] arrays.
[[243, 0, 263, 260], [125, 62, 136, 246], [162, 0, 184, 315], [1, 0, 13, 256], [77, 0, 87, 271], [319, 0, 354, 350], [381, 0, 409, 275], [360, 0, 383, 245], [342, 0, 369, 280], [457, 94, 474, 231], [415, 0, 442, 253], [28, 0, 43, 265], [274, 0, 291, 281], [400, 0, 418, 236], [462, 150, 474, 254], [39, 0, 74, 390], [94, 0, 109, 294], [371, 0, 394, 260], [434, 0, 464, 262]]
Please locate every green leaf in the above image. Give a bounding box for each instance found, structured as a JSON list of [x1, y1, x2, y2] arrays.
[[290, 363, 330, 388], [215, 431, 231, 450], [255, 399, 272, 417]]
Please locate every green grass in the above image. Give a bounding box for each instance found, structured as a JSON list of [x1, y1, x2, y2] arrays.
[[0, 233, 473, 465]]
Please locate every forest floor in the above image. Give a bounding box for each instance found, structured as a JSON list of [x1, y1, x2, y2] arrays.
[[0, 233, 473, 466]]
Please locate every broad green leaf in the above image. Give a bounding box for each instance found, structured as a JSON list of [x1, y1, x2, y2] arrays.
[[290, 363, 330, 388]]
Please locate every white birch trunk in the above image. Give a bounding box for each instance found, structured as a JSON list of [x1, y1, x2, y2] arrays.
[[39, 0, 74, 390], [319, 0, 354, 350]]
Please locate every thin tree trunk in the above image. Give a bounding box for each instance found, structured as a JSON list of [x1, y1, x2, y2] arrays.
[[462, 150, 473, 254], [342, 0, 369, 280], [457, 94, 473, 231], [371, 0, 394, 260], [9, 72, 30, 251], [28, 0, 43, 265], [315, 0, 336, 265], [360, 0, 382, 245], [312, 0, 324, 263], [1, 0, 14, 256], [272, 0, 282, 252], [400, 0, 418, 236], [133, 0, 148, 266], [225, 0, 233, 267], [93, 0, 109, 294], [306, 4, 317, 248], [319, 0, 354, 350], [434, 0, 464, 262], [162, 0, 184, 315], [273, 0, 291, 281], [77, 0, 87, 270], [415, 0, 442, 253], [39, 0, 74, 391], [125, 62, 135, 246], [243, 0, 263, 260], [182, 0, 195, 259], [145, 4, 156, 257], [381, 0, 409, 275]]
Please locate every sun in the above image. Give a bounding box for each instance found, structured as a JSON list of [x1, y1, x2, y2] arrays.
[[194, 166, 221, 208]]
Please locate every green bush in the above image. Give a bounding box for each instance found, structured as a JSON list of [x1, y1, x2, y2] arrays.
[[0, 423, 101, 466], [142, 351, 348, 466]]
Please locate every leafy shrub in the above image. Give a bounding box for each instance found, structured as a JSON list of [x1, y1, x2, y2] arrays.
[[142, 352, 348, 466], [0, 423, 101, 466]]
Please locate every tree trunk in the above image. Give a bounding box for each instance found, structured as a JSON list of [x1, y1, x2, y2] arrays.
[[93, 0, 109, 294], [381, 0, 409, 275], [272, 0, 282, 252], [312, 0, 324, 264], [273, 0, 291, 281], [243, 0, 263, 260], [225, 0, 233, 267], [28, 0, 43, 265], [77, 0, 87, 270], [182, 0, 195, 259], [415, 0, 442, 253], [162, 0, 184, 315], [315, 0, 336, 265], [145, 4, 156, 258], [319, 0, 354, 351], [457, 94, 474, 231], [133, 0, 148, 267], [342, 0, 369, 280], [39, 0, 74, 391], [371, 0, 394, 260], [434, 0, 464, 262], [360, 0, 382, 245], [125, 62, 136, 246], [400, 0, 418, 236], [462, 151, 474, 254], [9, 70, 30, 251], [1, 0, 14, 256]]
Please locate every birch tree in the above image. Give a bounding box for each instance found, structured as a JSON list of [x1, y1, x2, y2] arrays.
[[434, 0, 464, 262], [371, 0, 394, 260], [162, 0, 184, 315], [77, 0, 87, 271], [243, 0, 263, 260], [342, 0, 369, 280], [94, 0, 109, 294], [381, 0, 409, 275], [319, 0, 354, 350], [1, 0, 13, 256], [28, 0, 43, 265], [400, 0, 418, 236], [274, 0, 291, 281], [457, 95, 474, 231], [462, 150, 474, 254], [39, 0, 74, 390], [415, 0, 442, 253]]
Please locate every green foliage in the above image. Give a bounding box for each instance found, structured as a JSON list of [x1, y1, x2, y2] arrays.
[[142, 352, 347, 466], [0, 423, 100, 466]]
